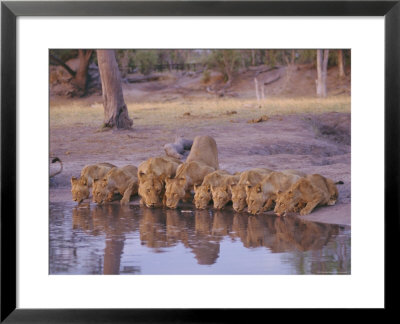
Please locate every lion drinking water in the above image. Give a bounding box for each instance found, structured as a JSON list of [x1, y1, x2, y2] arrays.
[[165, 135, 219, 209], [230, 168, 273, 212], [92, 165, 138, 205], [246, 171, 304, 215], [274, 174, 339, 216], [71, 162, 116, 203], [193, 170, 231, 209], [165, 161, 215, 209], [137, 156, 182, 208], [210, 173, 241, 210]]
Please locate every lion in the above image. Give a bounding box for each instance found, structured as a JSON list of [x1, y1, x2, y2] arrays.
[[280, 169, 307, 177], [193, 170, 231, 209], [71, 162, 116, 203], [246, 171, 303, 215], [210, 173, 241, 210], [137, 156, 182, 208], [165, 161, 216, 209], [186, 135, 219, 169], [92, 165, 138, 205], [229, 168, 273, 212], [274, 174, 339, 216]]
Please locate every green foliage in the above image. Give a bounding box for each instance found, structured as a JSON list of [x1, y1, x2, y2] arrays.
[[135, 50, 158, 75], [296, 50, 316, 65], [115, 50, 136, 76], [49, 49, 78, 64], [206, 50, 241, 82]]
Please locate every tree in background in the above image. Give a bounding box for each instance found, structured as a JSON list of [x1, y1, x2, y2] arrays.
[[337, 49, 346, 78], [97, 50, 133, 129], [206, 50, 241, 87], [135, 50, 158, 75], [74, 50, 93, 92], [316, 49, 329, 97]]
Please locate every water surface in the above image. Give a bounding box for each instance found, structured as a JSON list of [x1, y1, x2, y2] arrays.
[[49, 202, 350, 275]]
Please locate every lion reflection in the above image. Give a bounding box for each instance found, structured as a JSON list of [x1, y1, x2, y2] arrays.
[[72, 205, 341, 270], [72, 204, 138, 274]]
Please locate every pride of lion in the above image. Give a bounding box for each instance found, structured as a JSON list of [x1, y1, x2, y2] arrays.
[[70, 135, 341, 216]]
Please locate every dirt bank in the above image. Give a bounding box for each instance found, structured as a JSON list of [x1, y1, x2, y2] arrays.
[[50, 111, 351, 226]]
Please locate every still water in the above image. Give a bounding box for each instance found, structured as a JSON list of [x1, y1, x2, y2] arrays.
[[49, 202, 351, 275]]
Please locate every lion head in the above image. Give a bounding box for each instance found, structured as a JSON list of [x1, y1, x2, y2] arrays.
[[92, 178, 109, 204], [71, 176, 90, 203], [211, 185, 231, 210], [274, 180, 311, 216], [164, 177, 186, 209], [193, 184, 212, 209], [274, 190, 301, 216], [230, 184, 247, 212], [138, 175, 165, 208], [246, 184, 265, 215]]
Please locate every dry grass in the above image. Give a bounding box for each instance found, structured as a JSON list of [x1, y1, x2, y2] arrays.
[[50, 96, 350, 129]]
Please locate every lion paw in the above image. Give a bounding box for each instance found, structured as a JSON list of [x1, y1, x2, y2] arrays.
[[300, 209, 311, 216], [120, 198, 129, 205]]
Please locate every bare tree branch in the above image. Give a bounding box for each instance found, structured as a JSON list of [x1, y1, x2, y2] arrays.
[[49, 53, 76, 77]]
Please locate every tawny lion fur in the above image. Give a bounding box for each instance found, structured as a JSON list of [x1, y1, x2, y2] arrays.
[[186, 135, 219, 170], [229, 168, 273, 212], [193, 170, 230, 209], [71, 162, 116, 203], [92, 165, 138, 205], [210, 173, 241, 210], [274, 174, 339, 216], [137, 156, 182, 208], [165, 161, 216, 209], [246, 171, 303, 215]]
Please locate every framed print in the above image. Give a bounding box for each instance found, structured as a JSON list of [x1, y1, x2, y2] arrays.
[[1, 0, 398, 322]]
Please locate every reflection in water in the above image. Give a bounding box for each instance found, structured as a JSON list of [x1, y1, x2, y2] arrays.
[[50, 202, 351, 275]]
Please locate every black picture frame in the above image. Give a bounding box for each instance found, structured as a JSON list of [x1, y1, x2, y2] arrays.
[[1, 0, 398, 322]]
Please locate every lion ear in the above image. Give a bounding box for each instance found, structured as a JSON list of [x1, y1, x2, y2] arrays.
[[277, 190, 283, 195], [256, 184, 262, 193], [70, 176, 77, 184]]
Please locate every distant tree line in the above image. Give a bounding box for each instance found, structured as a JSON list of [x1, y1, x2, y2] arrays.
[[51, 49, 350, 80], [50, 49, 350, 129]]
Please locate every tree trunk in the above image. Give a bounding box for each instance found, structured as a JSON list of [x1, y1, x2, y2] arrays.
[[316, 49, 329, 97], [72, 49, 93, 95], [337, 49, 345, 78], [254, 78, 260, 101], [97, 50, 133, 129]]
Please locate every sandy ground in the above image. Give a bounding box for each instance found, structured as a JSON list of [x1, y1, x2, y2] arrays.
[[50, 111, 351, 226]]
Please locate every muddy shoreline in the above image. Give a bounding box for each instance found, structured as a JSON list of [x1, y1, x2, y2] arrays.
[[50, 112, 351, 226]]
